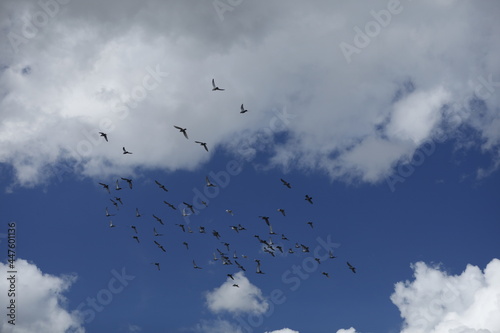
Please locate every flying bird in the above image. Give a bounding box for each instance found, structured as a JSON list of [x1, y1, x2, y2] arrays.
[[225, 209, 234, 216], [205, 176, 216, 187], [155, 180, 169, 192], [329, 251, 337, 259], [99, 132, 108, 142], [98, 182, 110, 193], [240, 104, 248, 113], [135, 208, 141, 217], [174, 125, 189, 139], [114, 197, 123, 205], [115, 180, 122, 191], [305, 195, 313, 204], [132, 236, 140, 243], [195, 141, 209, 152], [227, 274, 234, 280], [131, 225, 138, 234], [347, 262, 356, 273], [153, 227, 163, 236], [152, 263, 160, 271], [122, 147, 132, 154], [121, 177, 133, 189], [235, 261, 246, 271], [259, 216, 270, 226], [183, 241, 189, 250], [109, 220, 116, 228], [183, 202, 195, 214], [163, 201, 176, 210], [152, 214, 164, 225], [233, 284, 239, 288], [277, 208, 286, 216], [307, 221, 314, 229], [211, 78, 225, 91], [322, 272, 330, 278], [192, 260, 202, 269], [105, 207, 115, 217], [280, 178, 291, 188], [176, 224, 186, 233]]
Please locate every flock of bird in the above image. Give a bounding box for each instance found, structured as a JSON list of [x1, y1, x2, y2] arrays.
[[95, 79, 356, 285]]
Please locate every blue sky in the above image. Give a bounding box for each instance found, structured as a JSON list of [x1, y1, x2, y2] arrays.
[[0, 1, 499, 333]]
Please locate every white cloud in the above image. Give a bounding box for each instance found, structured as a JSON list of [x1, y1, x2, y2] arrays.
[[336, 329, 357, 333], [0, 1, 499, 187], [205, 271, 268, 315], [0, 259, 84, 333], [390, 258, 500, 333], [265, 329, 300, 333]]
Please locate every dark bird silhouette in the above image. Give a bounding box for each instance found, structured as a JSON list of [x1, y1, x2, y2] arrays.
[[163, 201, 176, 210], [280, 178, 291, 188], [132, 236, 140, 243], [288, 248, 294, 254], [347, 262, 356, 273], [277, 208, 286, 216], [199, 226, 206, 233], [155, 180, 169, 192], [176, 224, 185, 232], [114, 197, 123, 205], [152, 262, 160, 270], [99, 132, 108, 142], [183, 202, 195, 214], [131, 225, 138, 234], [281, 234, 288, 241], [192, 260, 202, 269], [235, 260, 246, 271], [174, 125, 189, 139], [211, 78, 225, 91], [121, 177, 133, 189], [152, 214, 164, 225], [109, 201, 118, 212], [329, 251, 337, 259], [122, 147, 132, 154], [212, 230, 221, 240], [226, 209, 234, 216], [205, 176, 216, 187], [314, 258, 321, 264], [109, 220, 116, 228], [255, 260, 265, 274], [136, 208, 141, 217], [115, 179, 122, 191], [259, 216, 270, 226], [240, 104, 248, 114], [154, 240, 166, 252], [238, 224, 246, 231], [227, 274, 234, 280], [195, 141, 209, 152], [183, 241, 189, 250], [222, 242, 231, 252], [301, 244, 310, 253], [233, 284, 239, 288], [305, 195, 313, 204], [322, 272, 330, 278], [99, 182, 110, 193], [307, 221, 314, 229]]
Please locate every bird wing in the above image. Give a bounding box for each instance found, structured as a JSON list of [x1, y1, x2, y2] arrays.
[[212, 78, 216, 88]]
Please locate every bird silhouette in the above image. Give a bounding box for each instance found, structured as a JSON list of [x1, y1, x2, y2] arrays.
[[195, 141, 209, 152], [131, 225, 138, 234], [277, 208, 286, 216], [109, 220, 116, 228], [192, 260, 202, 269], [115, 179, 122, 191], [183, 241, 189, 250], [99, 132, 108, 142], [235, 261, 246, 271], [132, 236, 140, 243], [212, 78, 225, 91], [322, 272, 330, 278], [105, 207, 115, 217], [183, 202, 195, 214], [226, 209, 234, 216], [99, 182, 110, 193], [347, 262, 356, 273], [163, 201, 176, 210], [153, 227, 163, 236], [280, 178, 291, 188], [121, 177, 133, 189], [240, 104, 248, 113], [135, 208, 141, 217], [174, 125, 189, 139], [122, 147, 132, 154], [227, 274, 234, 280], [152, 214, 164, 225], [205, 176, 216, 187], [307, 221, 314, 229], [152, 262, 160, 270], [329, 251, 337, 259], [155, 180, 169, 192], [305, 195, 313, 204], [233, 284, 239, 288]]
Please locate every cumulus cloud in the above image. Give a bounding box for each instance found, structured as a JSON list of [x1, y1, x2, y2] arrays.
[[390, 258, 500, 333], [205, 271, 268, 315], [0, 259, 84, 333], [265, 329, 300, 333], [0, 0, 499, 187]]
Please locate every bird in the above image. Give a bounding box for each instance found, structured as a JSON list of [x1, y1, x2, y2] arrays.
[[163, 201, 176, 210], [235, 261, 246, 271], [109, 200, 118, 210], [121, 177, 133, 189], [195, 141, 209, 152], [233, 284, 239, 288], [281, 234, 288, 241], [255, 261, 265, 274], [114, 197, 123, 205], [226, 209, 234, 216], [305, 195, 313, 204], [347, 262, 356, 273], [329, 251, 337, 259], [98, 182, 110, 193], [153, 228, 163, 236], [227, 274, 234, 280], [99, 132, 108, 142], [131, 225, 138, 234], [152, 214, 164, 225], [222, 242, 231, 252], [115, 179, 122, 191], [132, 236, 140, 243], [212, 253, 219, 261], [280, 178, 291, 188], [301, 244, 310, 252], [199, 226, 206, 233], [238, 224, 246, 231], [205, 176, 216, 187], [105, 207, 115, 217], [183, 241, 189, 250], [268, 224, 277, 235], [314, 258, 321, 264], [277, 208, 286, 216], [322, 272, 330, 278], [211, 78, 225, 91], [212, 230, 221, 239], [192, 260, 202, 269], [230, 226, 239, 233], [240, 104, 248, 114], [109, 220, 116, 228], [288, 248, 294, 254], [135, 208, 141, 217], [176, 224, 186, 232], [259, 216, 270, 226], [122, 147, 132, 154], [152, 263, 160, 271], [155, 180, 169, 192], [174, 125, 189, 139], [276, 245, 283, 253], [307, 221, 314, 229], [181, 208, 190, 217], [183, 202, 195, 214], [154, 240, 166, 252]]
